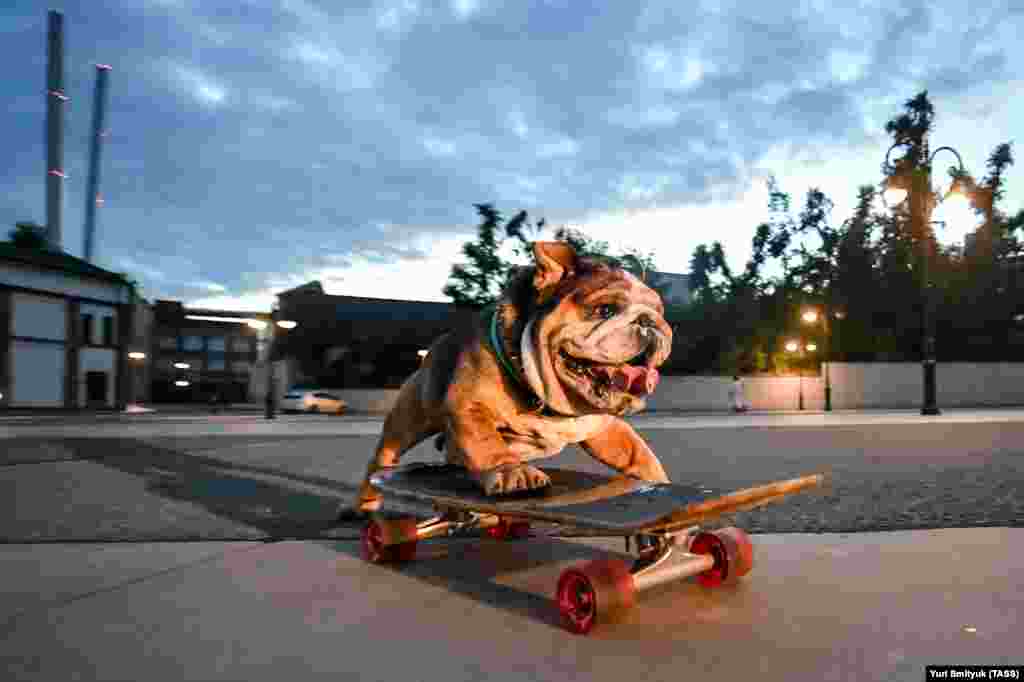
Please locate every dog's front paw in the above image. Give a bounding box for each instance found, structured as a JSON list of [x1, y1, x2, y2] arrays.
[[477, 463, 551, 495]]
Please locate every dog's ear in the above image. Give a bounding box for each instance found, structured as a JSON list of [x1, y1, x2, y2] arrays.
[[532, 241, 577, 304]]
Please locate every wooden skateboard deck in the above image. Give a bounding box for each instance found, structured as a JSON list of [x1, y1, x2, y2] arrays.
[[371, 464, 824, 535]]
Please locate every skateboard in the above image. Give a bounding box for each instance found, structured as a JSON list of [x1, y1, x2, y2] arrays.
[[361, 464, 824, 635]]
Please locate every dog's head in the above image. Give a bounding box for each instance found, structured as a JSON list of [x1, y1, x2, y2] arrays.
[[503, 241, 672, 417]]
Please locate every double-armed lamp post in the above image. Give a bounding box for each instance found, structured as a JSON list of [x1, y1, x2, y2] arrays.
[[881, 141, 993, 416]]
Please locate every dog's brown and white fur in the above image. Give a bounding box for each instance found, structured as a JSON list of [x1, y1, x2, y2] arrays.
[[340, 241, 673, 519]]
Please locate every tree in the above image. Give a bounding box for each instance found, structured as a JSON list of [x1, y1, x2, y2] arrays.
[[831, 185, 881, 360], [442, 204, 543, 308], [6, 222, 48, 249]]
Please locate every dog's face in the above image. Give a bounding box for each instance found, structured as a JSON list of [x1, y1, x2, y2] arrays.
[[518, 242, 672, 417]]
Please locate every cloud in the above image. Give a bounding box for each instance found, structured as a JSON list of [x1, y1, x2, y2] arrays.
[[167, 62, 227, 105], [0, 0, 1020, 308]]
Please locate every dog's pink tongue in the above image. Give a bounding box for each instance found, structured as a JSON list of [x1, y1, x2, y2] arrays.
[[608, 365, 660, 396]]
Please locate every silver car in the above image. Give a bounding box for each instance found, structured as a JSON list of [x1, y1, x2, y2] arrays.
[[279, 389, 348, 414]]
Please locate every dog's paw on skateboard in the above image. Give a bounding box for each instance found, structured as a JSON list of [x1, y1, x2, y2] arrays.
[[477, 463, 551, 495]]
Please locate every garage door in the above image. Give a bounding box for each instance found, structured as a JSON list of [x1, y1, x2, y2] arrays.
[[11, 341, 65, 406]]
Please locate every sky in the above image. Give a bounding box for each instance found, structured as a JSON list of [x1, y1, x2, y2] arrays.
[[2, 0, 1022, 312]]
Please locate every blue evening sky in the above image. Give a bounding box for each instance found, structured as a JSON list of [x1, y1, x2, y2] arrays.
[[2, 0, 1022, 310]]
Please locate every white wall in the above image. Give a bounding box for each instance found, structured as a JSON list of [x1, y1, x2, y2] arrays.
[[1, 262, 128, 304], [828, 362, 1024, 409], [320, 363, 1024, 414], [333, 389, 401, 413], [11, 293, 66, 340], [11, 341, 64, 406], [645, 375, 825, 412], [79, 347, 117, 407]]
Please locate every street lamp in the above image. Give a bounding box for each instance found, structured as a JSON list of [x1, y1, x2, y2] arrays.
[[801, 306, 844, 412], [785, 340, 816, 410], [127, 351, 146, 409], [882, 140, 991, 416], [264, 306, 298, 420]]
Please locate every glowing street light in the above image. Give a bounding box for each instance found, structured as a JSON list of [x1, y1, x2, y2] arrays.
[[882, 138, 995, 416], [801, 305, 841, 412], [174, 380, 190, 387], [128, 351, 146, 360], [276, 319, 297, 329], [173, 362, 191, 369], [785, 339, 815, 411]]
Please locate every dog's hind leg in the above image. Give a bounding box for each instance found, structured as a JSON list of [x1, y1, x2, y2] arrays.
[[336, 373, 440, 522]]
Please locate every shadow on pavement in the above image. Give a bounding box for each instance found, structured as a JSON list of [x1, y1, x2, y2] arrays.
[[322, 532, 618, 632], [56, 438, 620, 630], [59, 438, 366, 539]]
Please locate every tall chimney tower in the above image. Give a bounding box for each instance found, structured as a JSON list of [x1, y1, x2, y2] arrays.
[[84, 64, 111, 263], [45, 10, 66, 252]]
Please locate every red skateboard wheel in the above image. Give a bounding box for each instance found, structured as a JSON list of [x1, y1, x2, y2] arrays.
[[556, 558, 635, 635], [486, 518, 532, 540], [689, 527, 754, 588], [360, 518, 418, 563]]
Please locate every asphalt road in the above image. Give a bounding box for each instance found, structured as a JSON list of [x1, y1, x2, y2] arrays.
[[2, 414, 1022, 543]]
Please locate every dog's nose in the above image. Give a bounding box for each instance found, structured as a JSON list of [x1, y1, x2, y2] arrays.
[[636, 314, 657, 329]]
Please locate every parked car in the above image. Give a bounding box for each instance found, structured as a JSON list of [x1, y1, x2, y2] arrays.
[[279, 389, 347, 415]]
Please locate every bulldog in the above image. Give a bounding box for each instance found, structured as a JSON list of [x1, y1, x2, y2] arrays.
[[338, 240, 673, 520]]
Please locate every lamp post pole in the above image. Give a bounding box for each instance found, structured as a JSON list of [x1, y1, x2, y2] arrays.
[[798, 358, 804, 411], [264, 309, 277, 420], [786, 341, 806, 411], [915, 166, 941, 416], [823, 302, 832, 412], [884, 141, 975, 416]]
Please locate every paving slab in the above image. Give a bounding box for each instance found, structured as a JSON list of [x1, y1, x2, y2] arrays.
[[1, 528, 1020, 681]]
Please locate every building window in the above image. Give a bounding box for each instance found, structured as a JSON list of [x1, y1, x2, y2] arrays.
[[207, 354, 225, 371], [182, 335, 203, 352], [80, 314, 94, 345], [102, 316, 114, 346], [207, 337, 225, 352]]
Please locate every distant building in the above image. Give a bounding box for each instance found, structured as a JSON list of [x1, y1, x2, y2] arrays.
[[148, 300, 270, 403], [0, 243, 140, 408], [254, 272, 692, 394], [649, 270, 691, 307], [259, 282, 477, 392]]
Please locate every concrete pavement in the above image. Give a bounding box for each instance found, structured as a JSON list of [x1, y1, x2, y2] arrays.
[[1, 529, 1020, 681], [2, 409, 1022, 680]]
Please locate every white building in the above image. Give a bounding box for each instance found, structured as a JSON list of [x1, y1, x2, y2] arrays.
[[0, 243, 141, 409]]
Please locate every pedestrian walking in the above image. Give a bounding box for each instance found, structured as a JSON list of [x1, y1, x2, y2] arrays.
[[730, 375, 749, 413]]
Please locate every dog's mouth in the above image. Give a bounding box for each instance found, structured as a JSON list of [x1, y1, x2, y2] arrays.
[[557, 347, 660, 403]]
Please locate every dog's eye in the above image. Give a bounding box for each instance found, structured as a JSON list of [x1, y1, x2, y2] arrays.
[[595, 304, 619, 319]]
